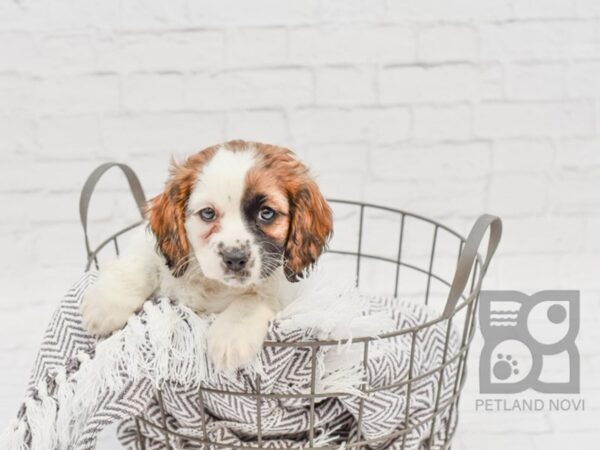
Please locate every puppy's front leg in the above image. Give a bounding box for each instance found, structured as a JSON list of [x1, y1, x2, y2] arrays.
[[81, 229, 159, 336], [207, 296, 276, 371]]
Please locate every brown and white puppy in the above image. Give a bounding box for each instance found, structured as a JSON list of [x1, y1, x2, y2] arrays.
[[81, 141, 332, 370]]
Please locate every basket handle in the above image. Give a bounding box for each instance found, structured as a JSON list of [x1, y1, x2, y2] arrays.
[[79, 162, 147, 259], [442, 214, 502, 319]]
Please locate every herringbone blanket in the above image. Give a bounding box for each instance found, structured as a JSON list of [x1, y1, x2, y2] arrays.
[[1, 271, 460, 450]]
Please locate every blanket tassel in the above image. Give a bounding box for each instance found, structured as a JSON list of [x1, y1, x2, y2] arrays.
[[55, 368, 75, 450], [0, 418, 27, 450], [25, 382, 57, 450]]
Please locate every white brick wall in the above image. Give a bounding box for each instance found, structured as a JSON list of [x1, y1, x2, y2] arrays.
[[1, 1, 599, 448]]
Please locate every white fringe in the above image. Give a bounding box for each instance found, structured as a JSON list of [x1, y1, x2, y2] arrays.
[[277, 268, 393, 341], [8, 266, 400, 449], [0, 418, 27, 450], [312, 423, 346, 448], [277, 268, 395, 395], [55, 368, 75, 450], [25, 382, 57, 450]]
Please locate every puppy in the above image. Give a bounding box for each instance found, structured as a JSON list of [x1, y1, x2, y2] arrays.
[[81, 141, 332, 370]]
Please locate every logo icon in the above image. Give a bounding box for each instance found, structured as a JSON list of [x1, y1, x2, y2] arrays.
[[479, 290, 580, 394]]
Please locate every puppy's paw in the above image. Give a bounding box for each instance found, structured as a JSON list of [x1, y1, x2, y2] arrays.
[[207, 317, 267, 371], [80, 286, 136, 337]]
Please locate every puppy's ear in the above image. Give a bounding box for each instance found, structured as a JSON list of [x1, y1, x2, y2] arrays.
[[284, 178, 333, 282], [146, 164, 193, 278]]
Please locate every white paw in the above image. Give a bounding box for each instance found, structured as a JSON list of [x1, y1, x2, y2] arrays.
[[207, 317, 267, 371], [80, 286, 138, 337]]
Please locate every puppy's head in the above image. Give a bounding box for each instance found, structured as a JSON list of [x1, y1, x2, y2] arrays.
[[147, 141, 332, 287]]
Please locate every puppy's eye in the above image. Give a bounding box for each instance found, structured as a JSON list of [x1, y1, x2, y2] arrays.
[[258, 207, 276, 223], [198, 207, 216, 222]]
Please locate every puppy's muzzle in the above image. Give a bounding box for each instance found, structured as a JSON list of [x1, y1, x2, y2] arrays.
[[222, 247, 249, 272]]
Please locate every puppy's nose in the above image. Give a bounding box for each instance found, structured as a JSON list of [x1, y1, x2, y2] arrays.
[[222, 248, 249, 272]]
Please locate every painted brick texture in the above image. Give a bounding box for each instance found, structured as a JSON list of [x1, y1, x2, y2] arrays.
[[1, 1, 599, 448]]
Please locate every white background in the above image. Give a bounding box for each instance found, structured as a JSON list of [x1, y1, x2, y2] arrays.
[[1, 1, 599, 449]]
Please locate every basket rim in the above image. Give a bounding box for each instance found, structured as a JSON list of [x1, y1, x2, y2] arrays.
[[84, 199, 483, 348]]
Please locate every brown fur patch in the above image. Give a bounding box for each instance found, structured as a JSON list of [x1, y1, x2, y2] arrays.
[[246, 143, 333, 282], [146, 147, 217, 277], [147, 140, 332, 281]]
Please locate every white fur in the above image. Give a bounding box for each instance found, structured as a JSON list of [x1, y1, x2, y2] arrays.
[[81, 146, 284, 370], [81, 229, 283, 371], [185, 146, 265, 286]]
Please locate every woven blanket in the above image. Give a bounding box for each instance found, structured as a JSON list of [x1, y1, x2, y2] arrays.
[[1, 270, 460, 450]]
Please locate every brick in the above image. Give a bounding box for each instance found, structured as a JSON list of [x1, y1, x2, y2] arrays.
[[534, 432, 600, 450], [459, 432, 535, 450], [100, 113, 225, 154], [290, 26, 416, 64], [380, 65, 502, 104], [0, 233, 34, 272], [30, 192, 80, 224], [225, 110, 287, 143], [413, 104, 472, 141], [460, 410, 552, 433], [319, 0, 387, 22], [290, 107, 410, 145], [494, 255, 557, 291], [363, 178, 488, 218], [116, 155, 173, 196], [549, 167, 600, 214], [387, 0, 513, 21], [315, 67, 376, 106], [0, 192, 47, 225], [96, 31, 225, 72], [493, 139, 555, 172], [0, 114, 36, 154], [577, 0, 600, 16], [315, 172, 366, 201], [557, 138, 600, 167], [0, 33, 39, 72], [186, 69, 313, 110], [0, 161, 50, 193], [188, 0, 318, 25], [0, 1, 30, 31], [123, 73, 185, 111], [586, 219, 600, 251], [39, 75, 120, 114], [0, 75, 37, 116], [93, 0, 121, 29], [418, 25, 478, 62], [37, 161, 102, 192], [0, 304, 56, 348], [474, 101, 594, 138], [25, 0, 120, 32], [121, 0, 188, 28], [499, 218, 585, 254], [567, 61, 600, 97], [514, 0, 576, 18], [226, 28, 288, 67], [37, 34, 96, 73], [481, 21, 599, 61], [37, 116, 102, 157], [488, 173, 547, 216], [548, 408, 600, 432], [306, 145, 368, 173], [370, 143, 491, 181], [507, 63, 565, 99], [0, 265, 81, 310]]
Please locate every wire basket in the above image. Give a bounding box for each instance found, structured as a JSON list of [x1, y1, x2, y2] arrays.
[[79, 163, 502, 450]]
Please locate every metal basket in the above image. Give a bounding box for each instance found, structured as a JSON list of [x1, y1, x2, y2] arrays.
[[79, 163, 502, 450]]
